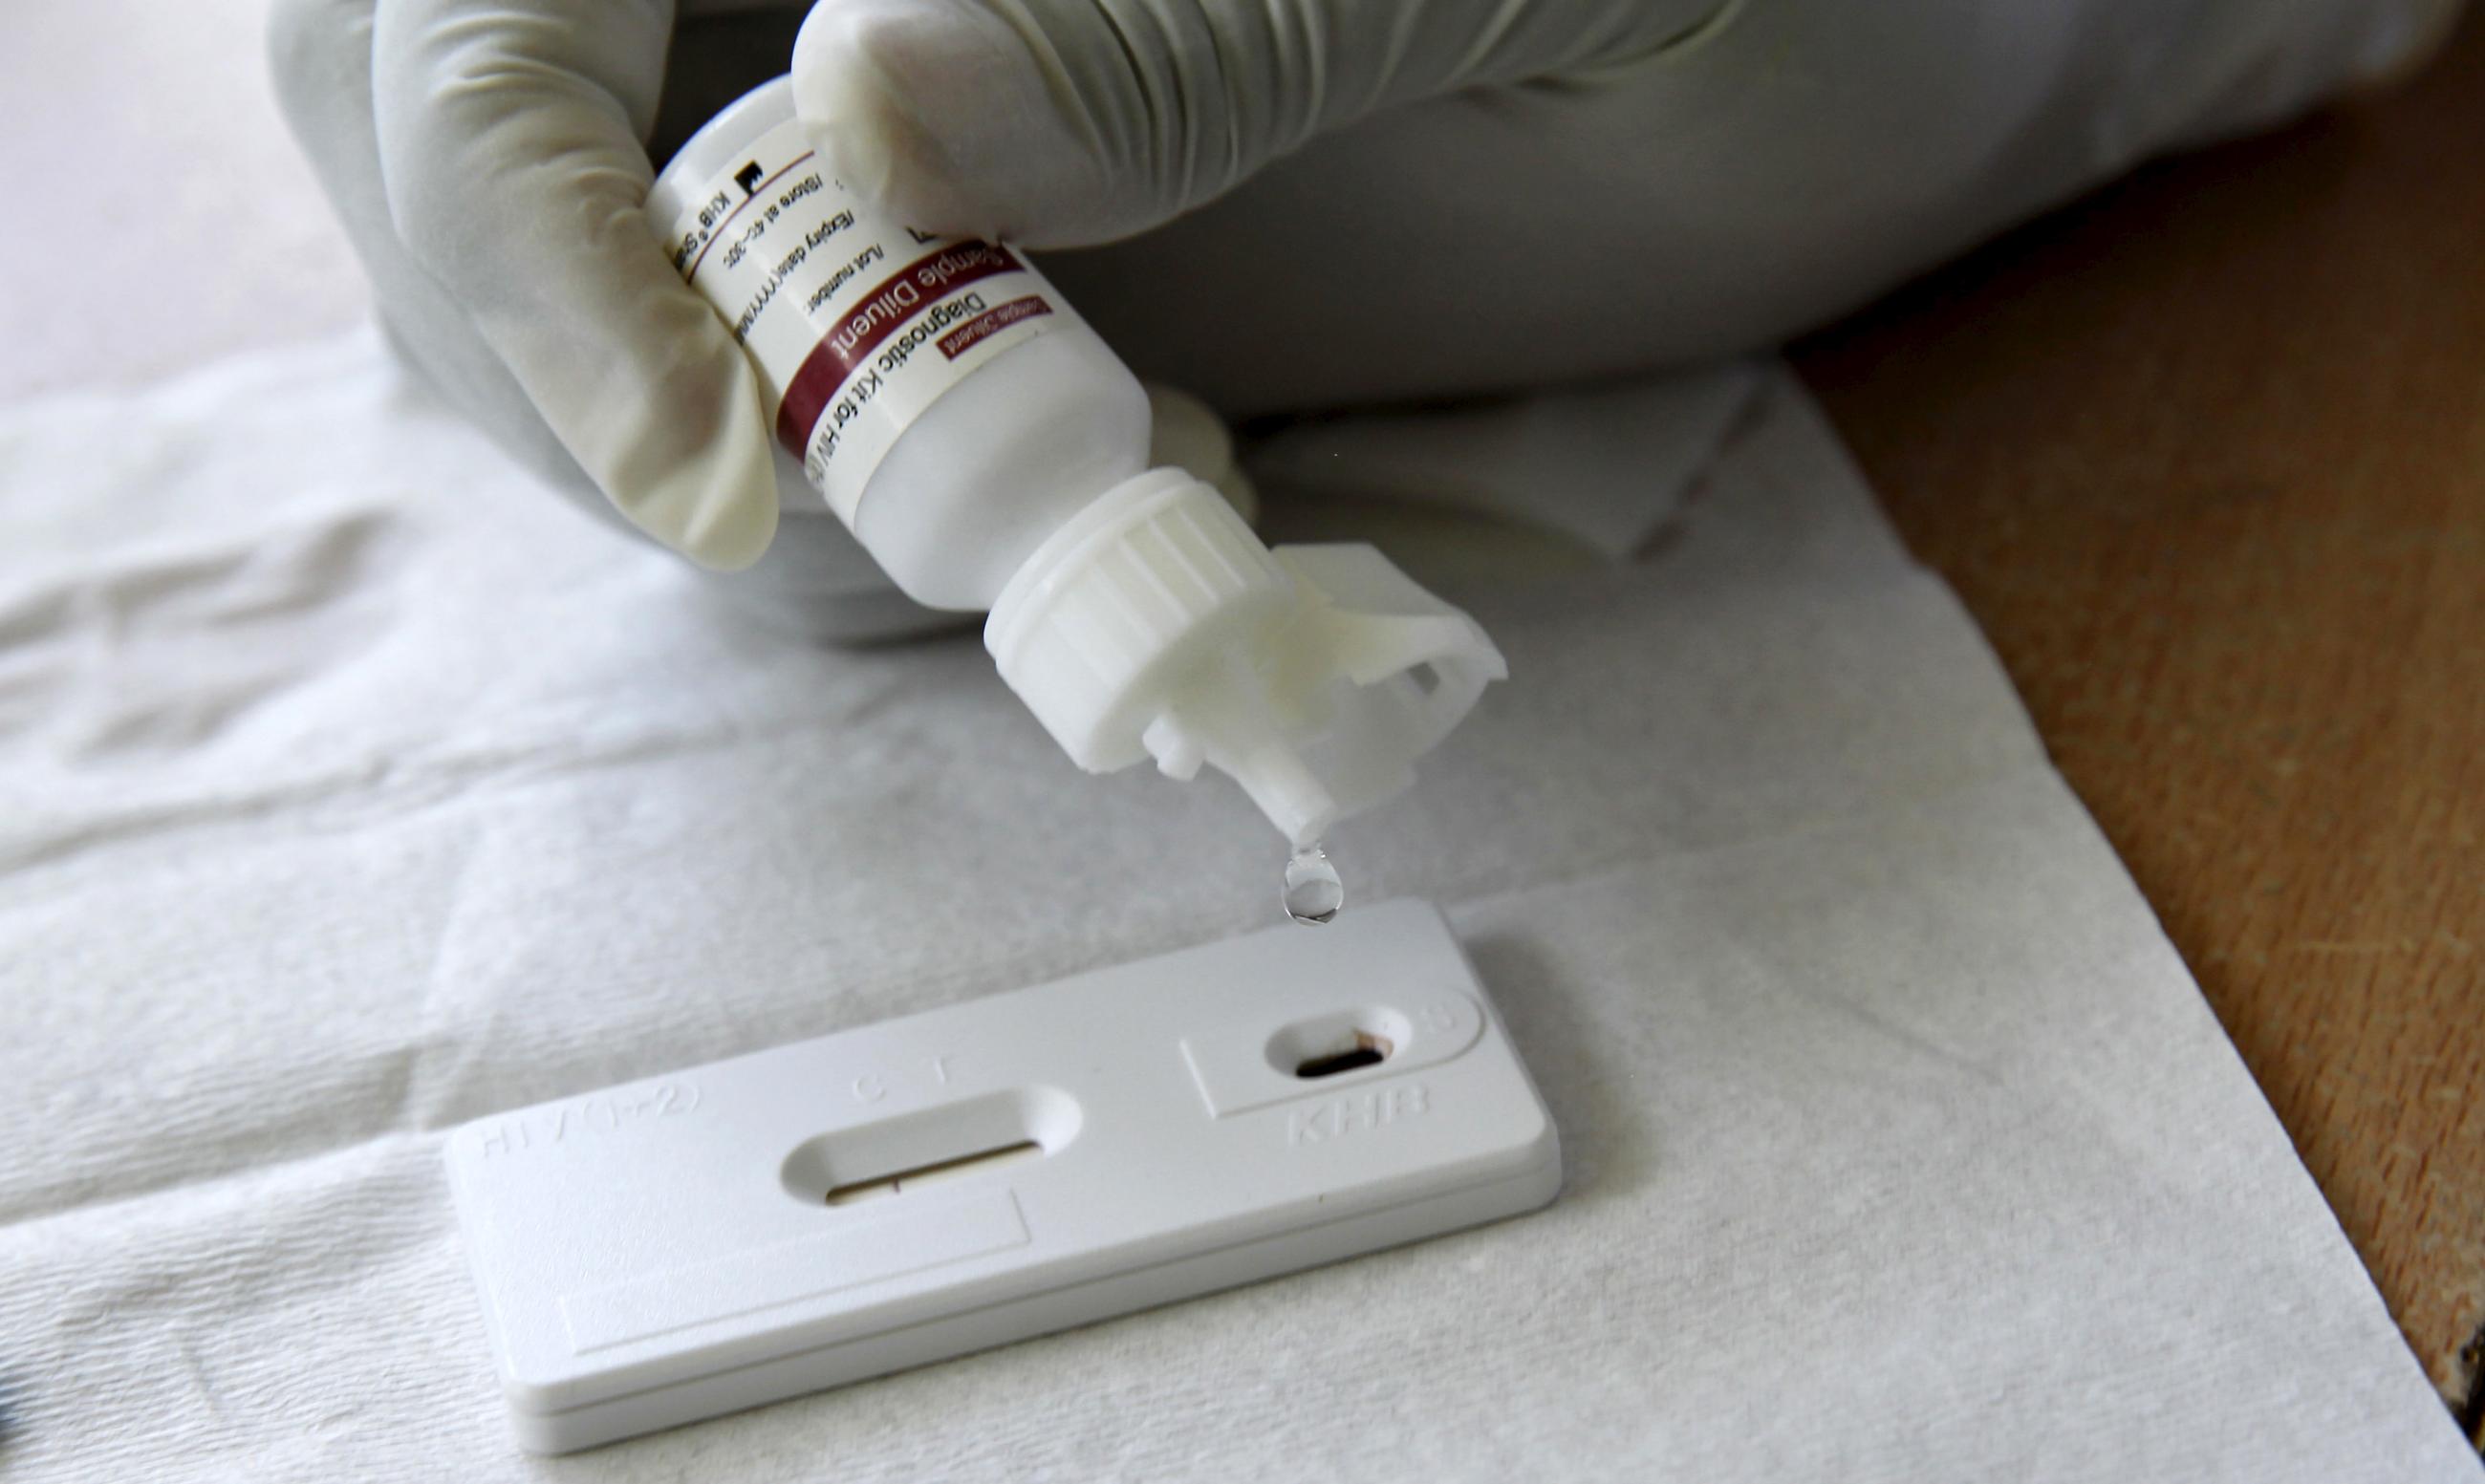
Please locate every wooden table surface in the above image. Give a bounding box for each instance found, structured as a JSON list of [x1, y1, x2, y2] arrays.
[[1794, 15, 2485, 1440]]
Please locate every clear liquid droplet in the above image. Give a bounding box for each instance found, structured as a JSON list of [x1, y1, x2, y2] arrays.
[[1282, 843, 1344, 925]]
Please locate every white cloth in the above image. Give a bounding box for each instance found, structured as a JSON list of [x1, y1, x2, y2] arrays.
[[0, 336, 2472, 1481]]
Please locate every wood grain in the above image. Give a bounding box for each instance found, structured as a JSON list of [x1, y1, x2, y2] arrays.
[[1793, 15, 2485, 1432]]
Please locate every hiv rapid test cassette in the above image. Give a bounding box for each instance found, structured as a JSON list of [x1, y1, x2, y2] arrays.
[[444, 900, 1562, 1452]]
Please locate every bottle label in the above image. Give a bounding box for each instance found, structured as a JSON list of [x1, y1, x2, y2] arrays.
[[656, 119, 1070, 523]]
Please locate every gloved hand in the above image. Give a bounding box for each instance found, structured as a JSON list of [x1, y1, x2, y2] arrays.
[[270, 0, 812, 571], [803, 0, 2459, 411], [272, 0, 2463, 571]]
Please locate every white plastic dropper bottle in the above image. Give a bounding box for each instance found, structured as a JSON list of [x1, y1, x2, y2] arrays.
[[647, 77, 1504, 846]]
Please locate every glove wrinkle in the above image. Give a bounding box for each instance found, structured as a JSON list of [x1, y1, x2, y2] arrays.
[[270, 0, 2466, 576], [1585, 0, 1749, 76], [361, 0, 780, 569]]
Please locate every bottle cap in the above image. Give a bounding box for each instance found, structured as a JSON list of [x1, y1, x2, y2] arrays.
[[985, 469, 1506, 844]]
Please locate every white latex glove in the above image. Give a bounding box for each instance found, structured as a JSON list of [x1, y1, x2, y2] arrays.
[[272, 0, 2462, 570], [793, 0, 2461, 411], [270, 0, 810, 570]]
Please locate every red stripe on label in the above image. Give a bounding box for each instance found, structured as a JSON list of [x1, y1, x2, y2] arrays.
[[938, 295, 1053, 360], [772, 242, 1028, 457]]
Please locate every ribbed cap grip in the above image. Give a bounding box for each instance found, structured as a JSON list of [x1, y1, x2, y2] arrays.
[[985, 469, 1290, 771]]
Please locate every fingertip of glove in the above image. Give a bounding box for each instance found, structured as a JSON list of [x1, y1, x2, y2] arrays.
[[678, 484, 779, 572], [791, 1, 938, 206], [548, 317, 780, 570], [658, 440, 781, 571], [790, 0, 1095, 243], [600, 394, 782, 572]]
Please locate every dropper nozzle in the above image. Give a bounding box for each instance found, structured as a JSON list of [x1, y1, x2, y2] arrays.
[[985, 470, 1504, 842]]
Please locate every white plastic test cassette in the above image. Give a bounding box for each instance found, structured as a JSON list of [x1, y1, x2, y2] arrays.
[[444, 899, 1562, 1452]]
